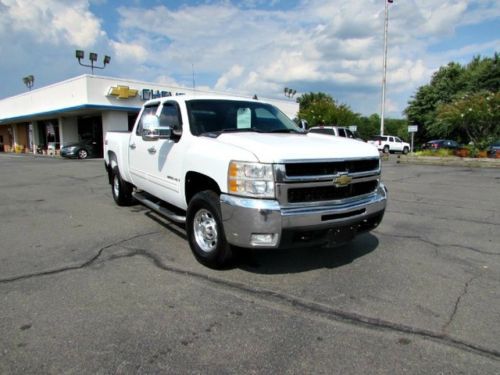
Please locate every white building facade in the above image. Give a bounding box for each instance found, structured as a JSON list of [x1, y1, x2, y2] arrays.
[[0, 75, 299, 157]]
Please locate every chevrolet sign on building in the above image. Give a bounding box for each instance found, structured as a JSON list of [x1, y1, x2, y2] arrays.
[[107, 85, 138, 99]]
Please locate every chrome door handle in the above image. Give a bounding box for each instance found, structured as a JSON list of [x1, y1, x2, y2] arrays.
[[147, 147, 157, 154], [129, 143, 136, 150]]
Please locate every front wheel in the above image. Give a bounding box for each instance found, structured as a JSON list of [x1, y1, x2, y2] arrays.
[[78, 149, 88, 159], [186, 191, 232, 269], [403, 147, 409, 154], [111, 166, 134, 206]]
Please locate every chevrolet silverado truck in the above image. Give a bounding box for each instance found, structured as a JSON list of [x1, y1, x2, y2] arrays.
[[104, 95, 387, 268]]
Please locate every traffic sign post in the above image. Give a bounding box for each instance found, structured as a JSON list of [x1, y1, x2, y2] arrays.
[[408, 125, 418, 153]]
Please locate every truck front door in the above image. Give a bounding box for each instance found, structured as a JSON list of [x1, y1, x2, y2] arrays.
[[143, 101, 186, 207], [128, 103, 160, 190]]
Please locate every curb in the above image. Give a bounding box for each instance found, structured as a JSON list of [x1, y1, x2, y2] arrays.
[[396, 155, 500, 169]]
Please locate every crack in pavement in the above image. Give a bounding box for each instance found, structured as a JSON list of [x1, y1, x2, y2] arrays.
[[1, 235, 499, 361], [374, 231, 499, 256], [442, 274, 479, 333], [96, 245, 500, 361], [0, 231, 160, 284]]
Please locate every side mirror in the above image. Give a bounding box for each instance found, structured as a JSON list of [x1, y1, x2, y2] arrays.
[[141, 115, 172, 141]]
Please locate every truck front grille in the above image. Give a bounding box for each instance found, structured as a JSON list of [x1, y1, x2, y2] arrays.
[[287, 180, 378, 203], [285, 159, 379, 177], [275, 158, 381, 206]]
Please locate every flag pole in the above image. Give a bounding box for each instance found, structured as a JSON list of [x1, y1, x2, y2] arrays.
[[380, 0, 390, 136]]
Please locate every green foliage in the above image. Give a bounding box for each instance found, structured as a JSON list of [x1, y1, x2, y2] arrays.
[[415, 149, 454, 157], [297, 92, 358, 126], [297, 92, 409, 141], [405, 53, 500, 145], [434, 91, 500, 145]]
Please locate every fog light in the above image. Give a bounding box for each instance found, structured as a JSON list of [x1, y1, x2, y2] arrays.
[[250, 233, 278, 246]]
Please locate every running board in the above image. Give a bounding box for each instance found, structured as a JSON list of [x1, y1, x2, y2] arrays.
[[133, 192, 186, 224]]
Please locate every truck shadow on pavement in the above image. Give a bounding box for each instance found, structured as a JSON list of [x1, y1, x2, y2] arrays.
[[236, 233, 379, 274], [139, 207, 379, 274]]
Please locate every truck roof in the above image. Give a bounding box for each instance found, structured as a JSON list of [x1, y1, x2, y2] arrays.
[[143, 94, 262, 107]]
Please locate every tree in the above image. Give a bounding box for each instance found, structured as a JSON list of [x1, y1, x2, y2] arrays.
[[434, 91, 500, 146], [405, 53, 500, 145]]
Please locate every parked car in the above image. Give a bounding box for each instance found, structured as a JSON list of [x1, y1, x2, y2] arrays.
[[487, 141, 500, 158], [60, 139, 98, 159], [423, 139, 460, 150], [308, 125, 363, 141], [367, 135, 410, 154]]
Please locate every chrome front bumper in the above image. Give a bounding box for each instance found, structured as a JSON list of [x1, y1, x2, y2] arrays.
[[220, 183, 387, 248]]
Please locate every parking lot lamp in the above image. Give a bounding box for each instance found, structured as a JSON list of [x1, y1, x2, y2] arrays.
[[23, 75, 34, 91], [75, 50, 111, 74]]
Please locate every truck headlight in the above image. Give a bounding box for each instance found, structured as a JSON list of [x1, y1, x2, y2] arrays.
[[228, 161, 275, 198]]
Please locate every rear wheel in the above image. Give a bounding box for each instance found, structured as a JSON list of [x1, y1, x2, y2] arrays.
[[111, 166, 134, 206], [78, 149, 88, 159], [186, 190, 232, 268], [383, 145, 390, 154]]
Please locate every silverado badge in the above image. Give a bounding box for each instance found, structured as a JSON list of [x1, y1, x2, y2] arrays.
[[334, 173, 352, 187]]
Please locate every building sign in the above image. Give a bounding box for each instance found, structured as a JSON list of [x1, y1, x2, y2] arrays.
[[140, 89, 186, 101], [107, 85, 138, 99]]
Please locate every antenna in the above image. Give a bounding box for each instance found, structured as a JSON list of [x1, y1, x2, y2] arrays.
[[192, 63, 196, 91]]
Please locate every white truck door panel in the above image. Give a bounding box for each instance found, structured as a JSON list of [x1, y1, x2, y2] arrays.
[[129, 104, 160, 190], [143, 102, 185, 203]]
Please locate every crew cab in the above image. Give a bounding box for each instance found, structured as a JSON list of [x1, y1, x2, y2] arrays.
[[368, 135, 410, 154], [104, 95, 387, 268]]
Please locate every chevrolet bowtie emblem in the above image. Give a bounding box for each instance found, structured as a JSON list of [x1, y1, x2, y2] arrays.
[[333, 173, 352, 187], [107, 85, 138, 99]]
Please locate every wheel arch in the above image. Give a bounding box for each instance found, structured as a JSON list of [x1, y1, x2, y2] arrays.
[[106, 151, 119, 184], [185, 172, 221, 205]]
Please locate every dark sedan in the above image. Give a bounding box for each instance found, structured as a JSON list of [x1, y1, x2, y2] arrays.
[[60, 140, 98, 159], [488, 141, 500, 158], [423, 139, 460, 150]]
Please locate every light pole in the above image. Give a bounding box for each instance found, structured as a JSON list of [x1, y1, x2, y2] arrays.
[[380, 0, 393, 136], [75, 50, 111, 74], [23, 75, 34, 91]]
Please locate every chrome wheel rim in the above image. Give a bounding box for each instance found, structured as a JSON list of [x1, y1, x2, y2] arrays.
[[113, 175, 120, 198], [193, 209, 218, 253], [79, 150, 87, 159]]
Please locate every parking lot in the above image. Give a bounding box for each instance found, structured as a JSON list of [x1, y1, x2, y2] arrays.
[[0, 153, 499, 373]]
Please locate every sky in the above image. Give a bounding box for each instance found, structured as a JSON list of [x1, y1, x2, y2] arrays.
[[0, 0, 499, 118]]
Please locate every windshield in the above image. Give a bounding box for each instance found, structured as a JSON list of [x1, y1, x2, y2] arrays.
[[186, 99, 301, 136]]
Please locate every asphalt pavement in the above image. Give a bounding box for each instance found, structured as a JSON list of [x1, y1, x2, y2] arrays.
[[0, 153, 499, 374]]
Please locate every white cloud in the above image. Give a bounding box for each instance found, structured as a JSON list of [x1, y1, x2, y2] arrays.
[[110, 41, 148, 63], [1, 0, 105, 47]]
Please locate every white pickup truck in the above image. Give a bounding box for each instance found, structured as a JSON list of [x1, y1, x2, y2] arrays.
[[104, 95, 387, 268]]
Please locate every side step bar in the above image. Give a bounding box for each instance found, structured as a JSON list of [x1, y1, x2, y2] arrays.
[[132, 191, 186, 224]]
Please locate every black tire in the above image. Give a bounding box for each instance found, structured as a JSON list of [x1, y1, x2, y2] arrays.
[[77, 149, 89, 159], [383, 145, 390, 154], [111, 166, 134, 206], [403, 147, 409, 155], [186, 190, 232, 269]]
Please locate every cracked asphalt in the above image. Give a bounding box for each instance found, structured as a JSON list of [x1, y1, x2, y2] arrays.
[[0, 153, 499, 374]]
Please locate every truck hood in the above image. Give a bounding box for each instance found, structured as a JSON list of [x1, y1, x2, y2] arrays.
[[215, 133, 379, 162]]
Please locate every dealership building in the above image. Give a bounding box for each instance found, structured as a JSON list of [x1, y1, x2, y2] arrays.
[[0, 75, 299, 157]]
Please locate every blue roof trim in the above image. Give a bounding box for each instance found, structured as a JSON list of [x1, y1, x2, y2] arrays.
[[0, 104, 141, 124]]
